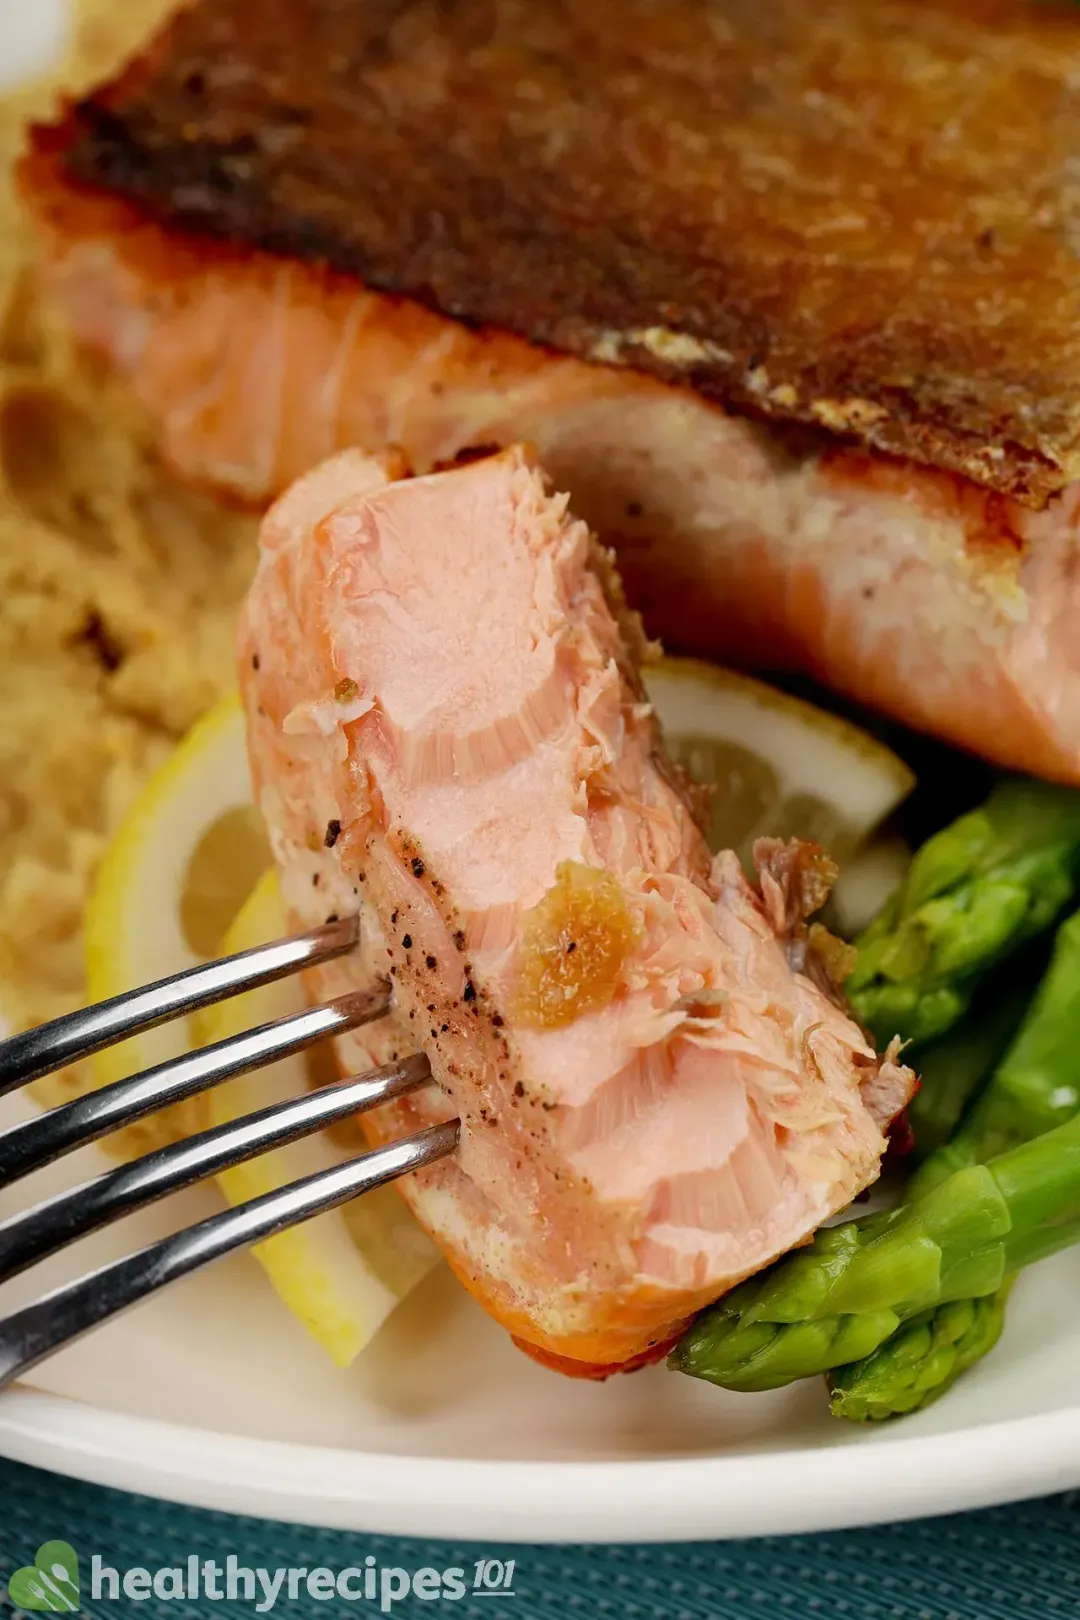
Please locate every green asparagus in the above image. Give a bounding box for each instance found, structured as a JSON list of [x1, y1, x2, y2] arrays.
[[818, 909, 1080, 1420], [668, 1110, 1080, 1393], [826, 1284, 1012, 1422], [846, 779, 1080, 1048], [910, 906, 1080, 1199], [906, 977, 1033, 1160]]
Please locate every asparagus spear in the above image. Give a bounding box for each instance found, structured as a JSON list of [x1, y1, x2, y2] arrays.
[[906, 979, 1032, 1161], [820, 911, 1080, 1419], [668, 1110, 1080, 1393], [910, 907, 1080, 1198], [845, 779, 1080, 1048], [827, 1284, 1012, 1422]]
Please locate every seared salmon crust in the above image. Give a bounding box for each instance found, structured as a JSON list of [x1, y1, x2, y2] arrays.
[[48, 0, 1080, 503]]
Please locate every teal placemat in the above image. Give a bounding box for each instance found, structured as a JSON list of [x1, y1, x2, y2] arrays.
[[1, 1460, 1078, 1619]]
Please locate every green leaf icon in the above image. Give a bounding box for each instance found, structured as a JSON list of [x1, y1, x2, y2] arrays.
[[7, 1541, 80, 1611]]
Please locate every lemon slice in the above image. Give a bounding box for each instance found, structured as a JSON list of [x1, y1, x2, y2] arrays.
[[646, 657, 914, 871], [76, 692, 437, 1362], [197, 871, 439, 1366], [74, 696, 269, 1152]]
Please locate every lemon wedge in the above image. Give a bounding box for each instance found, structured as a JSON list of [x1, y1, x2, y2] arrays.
[[77, 692, 437, 1362], [646, 657, 914, 871], [74, 696, 269, 1152], [196, 870, 439, 1366]]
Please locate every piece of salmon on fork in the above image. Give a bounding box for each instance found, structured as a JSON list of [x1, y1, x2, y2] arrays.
[[238, 443, 914, 1378]]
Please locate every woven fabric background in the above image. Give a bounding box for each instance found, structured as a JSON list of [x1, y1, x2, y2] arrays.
[[1, 1461, 1079, 1619]]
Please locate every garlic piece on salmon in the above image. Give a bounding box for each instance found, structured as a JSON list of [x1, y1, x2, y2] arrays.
[[511, 861, 643, 1030]]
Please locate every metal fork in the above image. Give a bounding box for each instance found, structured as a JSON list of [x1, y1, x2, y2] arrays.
[[0, 914, 456, 1392]]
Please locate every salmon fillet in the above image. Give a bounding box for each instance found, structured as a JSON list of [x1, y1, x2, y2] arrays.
[[20, 0, 1080, 783], [22, 136, 1080, 786], [35, 0, 1080, 501], [238, 444, 913, 1376]]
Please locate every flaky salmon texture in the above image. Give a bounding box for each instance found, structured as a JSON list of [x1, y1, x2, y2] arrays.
[[238, 444, 914, 1377]]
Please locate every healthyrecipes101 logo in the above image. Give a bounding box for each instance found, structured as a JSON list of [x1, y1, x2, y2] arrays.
[[7, 1542, 80, 1611], [6, 1539, 518, 1612]]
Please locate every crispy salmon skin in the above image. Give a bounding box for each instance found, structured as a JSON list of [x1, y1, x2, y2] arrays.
[[238, 445, 913, 1375], [38, 0, 1080, 501]]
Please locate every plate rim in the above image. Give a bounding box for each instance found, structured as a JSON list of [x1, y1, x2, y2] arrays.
[[5, 0, 1080, 1557], [2, 1385, 1079, 1541]]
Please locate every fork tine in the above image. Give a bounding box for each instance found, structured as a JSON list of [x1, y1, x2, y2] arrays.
[[0, 1118, 459, 1392], [0, 1053, 432, 1284], [0, 987, 391, 1188], [0, 914, 360, 1094]]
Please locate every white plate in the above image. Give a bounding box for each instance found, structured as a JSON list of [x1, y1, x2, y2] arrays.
[[4, 0, 1080, 1545]]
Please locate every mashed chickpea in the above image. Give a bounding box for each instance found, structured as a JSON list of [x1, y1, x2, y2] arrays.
[[0, 0, 259, 1107]]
